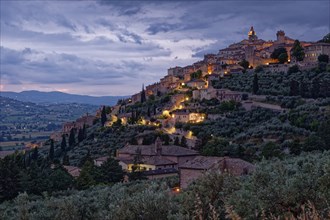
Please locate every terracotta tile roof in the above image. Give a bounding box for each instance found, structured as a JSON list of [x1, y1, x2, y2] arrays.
[[143, 156, 177, 165], [63, 165, 81, 177], [180, 156, 255, 175], [95, 156, 109, 162], [116, 157, 134, 164], [118, 145, 198, 157], [179, 156, 224, 170]]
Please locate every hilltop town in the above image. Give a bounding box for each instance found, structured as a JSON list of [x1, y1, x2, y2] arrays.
[[49, 28, 330, 186], [1, 28, 330, 219]]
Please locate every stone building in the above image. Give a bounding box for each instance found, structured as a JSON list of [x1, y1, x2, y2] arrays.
[[186, 79, 207, 89], [304, 43, 330, 63], [116, 137, 199, 169], [218, 27, 311, 68], [179, 156, 255, 188], [171, 109, 205, 123], [168, 66, 183, 77]]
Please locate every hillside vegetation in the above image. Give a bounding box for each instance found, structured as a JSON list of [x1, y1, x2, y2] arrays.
[[1, 69, 330, 219], [1, 152, 329, 220]]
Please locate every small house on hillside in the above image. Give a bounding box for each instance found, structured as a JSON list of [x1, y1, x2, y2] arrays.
[[179, 156, 254, 188], [94, 138, 199, 180], [186, 79, 207, 89], [117, 137, 198, 167]]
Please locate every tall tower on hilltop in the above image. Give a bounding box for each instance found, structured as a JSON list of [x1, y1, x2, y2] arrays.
[[276, 30, 285, 44], [248, 26, 258, 42]]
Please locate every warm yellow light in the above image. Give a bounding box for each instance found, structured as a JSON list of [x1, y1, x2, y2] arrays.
[[185, 97, 189, 101], [266, 63, 269, 65], [181, 83, 185, 86], [173, 187, 180, 193], [187, 130, 193, 139], [224, 71, 228, 74], [172, 114, 175, 118], [167, 127, 176, 134], [179, 105, 183, 109], [288, 59, 291, 62], [162, 110, 170, 116]]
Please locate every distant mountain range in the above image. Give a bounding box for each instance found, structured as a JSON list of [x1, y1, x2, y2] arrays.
[[0, 90, 129, 106]]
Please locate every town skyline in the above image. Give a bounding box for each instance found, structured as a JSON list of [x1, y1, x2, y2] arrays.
[[1, 0, 329, 96]]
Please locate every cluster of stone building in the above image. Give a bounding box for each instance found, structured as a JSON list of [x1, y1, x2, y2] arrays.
[[126, 27, 329, 108], [94, 137, 254, 188], [58, 28, 329, 189]]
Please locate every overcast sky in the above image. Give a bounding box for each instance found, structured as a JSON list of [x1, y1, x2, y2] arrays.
[[1, 0, 329, 96]]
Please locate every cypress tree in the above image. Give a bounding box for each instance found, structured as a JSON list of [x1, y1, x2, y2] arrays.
[[311, 78, 320, 98], [141, 84, 146, 103], [153, 105, 157, 115], [78, 128, 84, 143], [289, 80, 300, 96], [31, 147, 39, 161], [101, 106, 107, 126], [82, 124, 87, 139], [174, 137, 180, 146], [253, 73, 259, 94], [68, 129, 76, 148], [291, 40, 305, 61], [299, 81, 309, 98], [49, 139, 54, 161], [61, 134, 67, 152]]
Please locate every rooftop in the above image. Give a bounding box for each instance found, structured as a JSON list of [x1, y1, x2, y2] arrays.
[[180, 156, 255, 174], [118, 144, 198, 157]]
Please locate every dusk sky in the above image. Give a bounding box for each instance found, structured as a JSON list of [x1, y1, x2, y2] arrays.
[[1, 0, 329, 96]]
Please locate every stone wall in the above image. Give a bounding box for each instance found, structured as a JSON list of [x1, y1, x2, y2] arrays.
[[180, 168, 204, 189]]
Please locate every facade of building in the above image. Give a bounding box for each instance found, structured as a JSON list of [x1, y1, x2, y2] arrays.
[[168, 66, 183, 77], [304, 43, 330, 63], [171, 110, 205, 123], [179, 156, 255, 188], [186, 79, 207, 89], [116, 138, 199, 169]]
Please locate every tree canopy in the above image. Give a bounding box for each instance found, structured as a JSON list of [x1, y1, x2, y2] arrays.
[[318, 54, 329, 63], [319, 33, 330, 43], [271, 47, 288, 63], [291, 40, 305, 61], [239, 59, 249, 69]]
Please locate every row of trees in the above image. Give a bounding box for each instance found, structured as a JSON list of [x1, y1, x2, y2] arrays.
[[0, 150, 125, 202]]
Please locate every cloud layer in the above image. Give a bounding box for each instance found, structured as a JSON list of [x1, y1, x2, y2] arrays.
[[1, 0, 329, 96]]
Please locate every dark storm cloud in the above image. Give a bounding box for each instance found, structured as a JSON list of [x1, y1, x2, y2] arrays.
[[146, 23, 181, 35], [116, 30, 143, 44], [56, 17, 78, 32]]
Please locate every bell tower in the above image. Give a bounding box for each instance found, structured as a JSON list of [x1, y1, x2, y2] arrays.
[[248, 26, 258, 42], [276, 30, 285, 44]]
